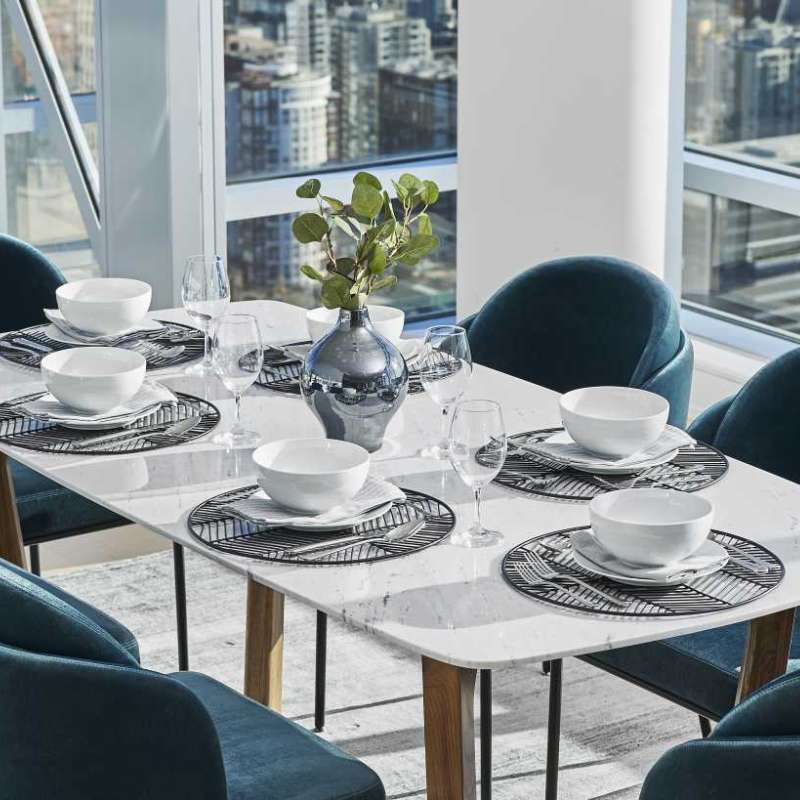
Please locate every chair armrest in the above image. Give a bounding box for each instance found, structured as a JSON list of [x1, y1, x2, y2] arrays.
[[641, 331, 694, 428], [687, 396, 734, 446], [0, 644, 228, 800], [714, 670, 800, 739], [640, 736, 800, 800]]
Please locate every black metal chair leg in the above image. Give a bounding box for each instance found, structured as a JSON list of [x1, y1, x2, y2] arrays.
[[480, 668, 492, 800], [314, 610, 327, 731], [29, 544, 41, 576], [546, 658, 563, 800], [173, 543, 189, 671], [699, 715, 712, 738], [542, 659, 551, 676]]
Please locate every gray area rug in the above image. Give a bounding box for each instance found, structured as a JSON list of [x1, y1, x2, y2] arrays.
[[51, 550, 700, 800]]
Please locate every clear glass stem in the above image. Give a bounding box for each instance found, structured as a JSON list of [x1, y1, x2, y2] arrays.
[[473, 486, 483, 531], [233, 393, 243, 430], [202, 325, 212, 368], [439, 404, 451, 449]]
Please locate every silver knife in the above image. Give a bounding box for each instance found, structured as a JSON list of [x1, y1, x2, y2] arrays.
[[289, 516, 426, 559], [71, 415, 201, 451]]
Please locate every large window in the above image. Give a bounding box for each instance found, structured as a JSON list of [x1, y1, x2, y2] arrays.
[[1, 0, 99, 280], [684, 0, 800, 342], [223, 0, 458, 322]]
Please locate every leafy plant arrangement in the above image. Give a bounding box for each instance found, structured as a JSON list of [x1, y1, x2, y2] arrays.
[[292, 171, 440, 311]]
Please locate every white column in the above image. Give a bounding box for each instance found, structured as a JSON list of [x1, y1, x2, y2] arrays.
[[96, 0, 224, 310], [456, 1, 687, 317]]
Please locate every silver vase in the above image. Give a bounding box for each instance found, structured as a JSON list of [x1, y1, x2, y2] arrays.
[[300, 307, 408, 452]]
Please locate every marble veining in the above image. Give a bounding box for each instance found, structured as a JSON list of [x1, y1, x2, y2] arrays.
[[3, 300, 800, 668]]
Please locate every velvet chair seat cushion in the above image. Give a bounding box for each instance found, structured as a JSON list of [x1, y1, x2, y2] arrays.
[[0, 557, 139, 666], [172, 672, 386, 800], [12, 461, 126, 545], [581, 616, 800, 721], [465, 257, 681, 394]]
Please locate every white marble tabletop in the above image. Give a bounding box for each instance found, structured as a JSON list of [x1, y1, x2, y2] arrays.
[[3, 300, 800, 669]]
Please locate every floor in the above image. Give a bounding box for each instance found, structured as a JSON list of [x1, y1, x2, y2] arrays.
[[51, 549, 700, 800]]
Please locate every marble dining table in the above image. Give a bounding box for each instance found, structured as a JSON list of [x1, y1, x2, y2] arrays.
[[1, 298, 799, 800]]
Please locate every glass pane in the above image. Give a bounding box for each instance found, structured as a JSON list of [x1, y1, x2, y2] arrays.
[[686, 0, 800, 168], [227, 190, 456, 322], [1, 6, 100, 280], [683, 189, 800, 335], [1, 2, 98, 162], [224, 1, 457, 182]]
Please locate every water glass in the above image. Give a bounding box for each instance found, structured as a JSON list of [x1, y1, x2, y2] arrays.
[[182, 254, 231, 376], [419, 324, 472, 459], [212, 313, 263, 448], [448, 399, 507, 547]]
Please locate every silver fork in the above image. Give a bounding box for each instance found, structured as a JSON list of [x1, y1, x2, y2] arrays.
[[519, 549, 628, 608]]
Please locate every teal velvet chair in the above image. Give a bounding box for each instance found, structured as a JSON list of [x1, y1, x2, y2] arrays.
[[640, 669, 800, 800], [461, 256, 693, 427], [0, 234, 189, 668], [0, 556, 385, 800], [544, 346, 800, 798]]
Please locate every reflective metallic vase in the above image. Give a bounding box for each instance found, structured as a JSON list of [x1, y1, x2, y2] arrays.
[[300, 307, 408, 452]]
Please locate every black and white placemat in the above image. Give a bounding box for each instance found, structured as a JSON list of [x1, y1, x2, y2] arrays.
[[189, 486, 455, 565], [0, 321, 205, 371], [0, 392, 219, 455], [256, 344, 457, 396], [486, 428, 728, 501], [502, 527, 783, 617]]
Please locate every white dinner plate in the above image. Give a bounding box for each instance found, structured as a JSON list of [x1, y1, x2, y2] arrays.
[[537, 431, 679, 475], [570, 529, 728, 586], [398, 338, 422, 362]]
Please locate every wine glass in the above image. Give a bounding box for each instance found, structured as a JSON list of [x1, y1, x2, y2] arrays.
[[448, 399, 507, 548], [419, 324, 473, 459], [212, 313, 264, 448], [182, 254, 231, 376]]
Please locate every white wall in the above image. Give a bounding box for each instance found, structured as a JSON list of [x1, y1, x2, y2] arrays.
[[457, 1, 687, 316]]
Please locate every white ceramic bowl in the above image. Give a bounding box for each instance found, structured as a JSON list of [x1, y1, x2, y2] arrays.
[[589, 488, 714, 567], [252, 438, 370, 513], [306, 305, 405, 343], [559, 386, 669, 458], [56, 278, 152, 335], [40, 347, 146, 414]]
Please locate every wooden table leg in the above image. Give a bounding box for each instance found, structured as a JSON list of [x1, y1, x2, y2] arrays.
[[244, 578, 284, 710], [422, 656, 477, 800], [736, 608, 796, 704], [0, 453, 25, 568]]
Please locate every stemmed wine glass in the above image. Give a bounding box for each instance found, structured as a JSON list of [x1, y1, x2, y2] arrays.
[[448, 399, 507, 548], [212, 313, 264, 448], [419, 324, 473, 459], [182, 254, 231, 376]]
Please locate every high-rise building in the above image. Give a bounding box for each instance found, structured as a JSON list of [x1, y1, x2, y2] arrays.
[[378, 56, 456, 155], [331, 6, 432, 161], [237, 0, 330, 75], [226, 36, 331, 297]]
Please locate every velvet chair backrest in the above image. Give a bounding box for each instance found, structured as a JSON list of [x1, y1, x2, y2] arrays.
[[690, 347, 800, 485], [0, 643, 229, 800], [465, 256, 682, 394], [0, 233, 65, 333], [0, 557, 138, 667]]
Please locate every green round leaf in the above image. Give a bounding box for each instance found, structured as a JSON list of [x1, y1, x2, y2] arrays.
[[371, 274, 398, 293], [320, 195, 344, 212], [398, 173, 423, 193], [296, 178, 321, 199], [417, 213, 433, 236], [334, 257, 356, 276], [422, 180, 440, 205], [300, 264, 324, 281], [292, 212, 329, 243], [353, 171, 382, 191], [396, 234, 439, 265], [320, 274, 353, 309], [368, 244, 387, 274], [351, 184, 383, 219]]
